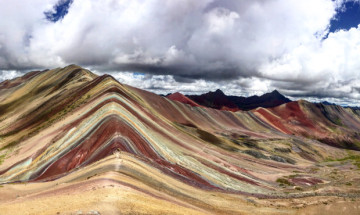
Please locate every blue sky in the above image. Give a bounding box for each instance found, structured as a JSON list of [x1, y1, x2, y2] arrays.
[[44, 0, 73, 22], [330, 1, 360, 32]]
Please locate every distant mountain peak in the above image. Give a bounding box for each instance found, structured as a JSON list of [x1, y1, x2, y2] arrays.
[[213, 89, 225, 95], [186, 89, 291, 111], [2, 66, 360, 215], [321, 101, 336, 106], [265, 90, 290, 101], [215, 89, 223, 93], [271, 89, 280, 94]]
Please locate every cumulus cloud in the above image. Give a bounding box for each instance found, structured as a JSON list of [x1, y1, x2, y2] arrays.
[[0, 70, 24, 82], [0, 0, 360, 105]]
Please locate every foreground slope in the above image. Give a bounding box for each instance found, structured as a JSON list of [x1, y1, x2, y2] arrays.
[[0, 65, 360, 215]]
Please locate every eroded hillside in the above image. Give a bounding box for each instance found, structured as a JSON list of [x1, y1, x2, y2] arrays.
[[0, 65, 360, 215]]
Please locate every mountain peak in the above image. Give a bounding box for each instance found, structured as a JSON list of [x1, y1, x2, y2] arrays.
[[172, 92, 184, 96], [267, 89, 290, 101], [166, 92, 201, 107], [214, 89, 225, 95], [321, 101, 336, 106], [187, 89, 291, 111], [2, 67, 360, 214], [271, 89, 280, 94]]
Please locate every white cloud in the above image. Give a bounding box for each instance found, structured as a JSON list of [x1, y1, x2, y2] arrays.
[[0, 0, 57, 68], [0, 0, 359, 105], [0, 70, 23, 82], [261, 24, 360, 100]]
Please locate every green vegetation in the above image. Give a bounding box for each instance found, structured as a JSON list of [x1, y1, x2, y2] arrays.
[[286, 174, 299, 179], [345, 182, 352, 186], [325, 155, 360, 169], [1, 90, 91, 151], [337, 155, 360, 161], [0, 154, 6, 165], [243, 150, 267, 159], [197, 129, 238, 152], [241, 139, 259, 148], [0, 141, 17, 151], [274, 147, 291, 153], [333, 117, 343, 126], [197, 129, 222, 145], [230, 135, 260, 148], [270, 155, 296, 164], [276, 178, 293, 186], [295, 187, 303, 191], [324, 157, 335, 162], [231, 139, 242, 146]]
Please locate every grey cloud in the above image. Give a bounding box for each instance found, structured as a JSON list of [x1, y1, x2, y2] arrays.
[[352, 87, 360, 93], [172, 76, 196, 83], [286, 89, 356, 100], [0, 0, 359, 105]]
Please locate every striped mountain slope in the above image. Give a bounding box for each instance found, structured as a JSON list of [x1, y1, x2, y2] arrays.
[[0, 65, 360, 215]]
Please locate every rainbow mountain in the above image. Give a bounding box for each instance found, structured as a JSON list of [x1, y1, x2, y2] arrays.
[[0, 65, 360, 215]]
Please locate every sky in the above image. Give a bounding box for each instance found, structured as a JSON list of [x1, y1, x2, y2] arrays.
[[0, 0, 360, 106]]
